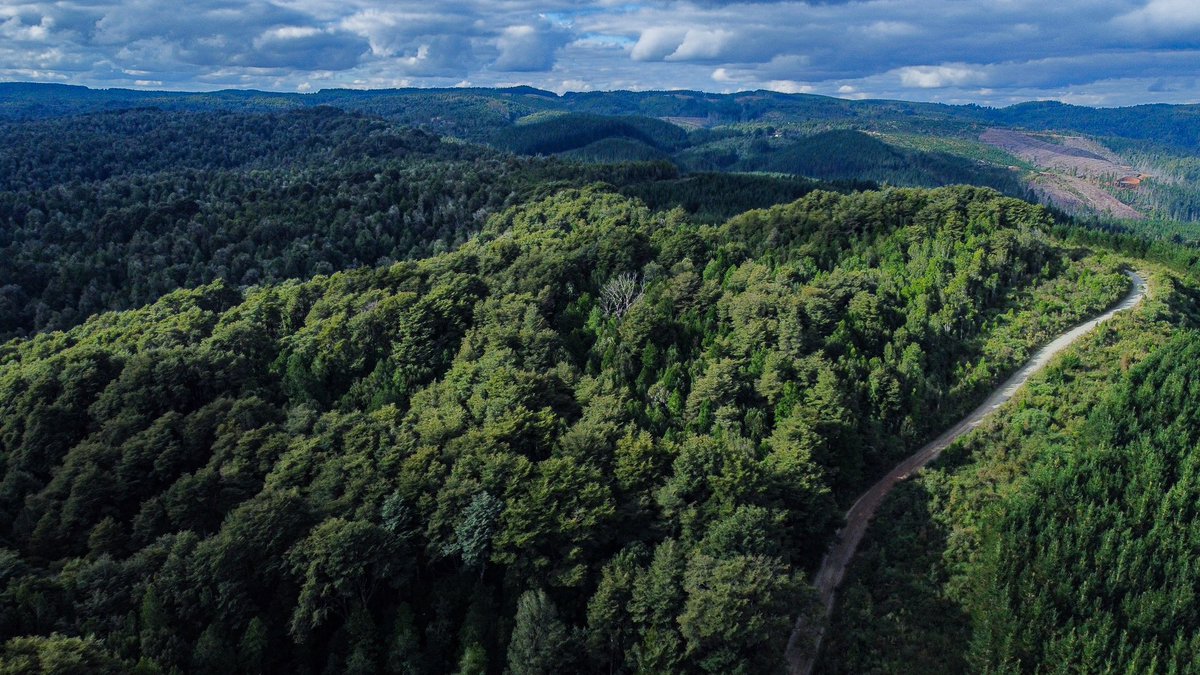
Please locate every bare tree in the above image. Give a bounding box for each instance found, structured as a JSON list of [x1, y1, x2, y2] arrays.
[[600, 272, 646, 318]]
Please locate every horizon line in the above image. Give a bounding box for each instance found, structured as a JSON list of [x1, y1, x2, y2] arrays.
[[3, 80, 1196, 111]]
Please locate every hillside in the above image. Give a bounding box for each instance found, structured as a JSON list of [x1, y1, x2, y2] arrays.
[[4, 85, 1200, 674], [0, 186, 1136, 672], [817, 258, 1200, 672], [5, 84, 1200, 233], [0, 107, 856, 340]]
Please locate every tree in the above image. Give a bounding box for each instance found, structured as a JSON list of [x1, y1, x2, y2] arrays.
[[678, 553, 803, 674], [443, 491, 503, 573], [0, 634, 128, 675], [237, 617, 268, 674], [191, 622, 237, 674], [628, 540, 686, 673], [599, 272, 646, 319], [506, 589, 571, 675], [287, 518, 396, 641], [586, 545, 646, 674]]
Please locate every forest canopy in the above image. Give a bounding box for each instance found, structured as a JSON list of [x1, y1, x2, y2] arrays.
[[5, 89, 1200, 673], [0, 184, 1136, 673]]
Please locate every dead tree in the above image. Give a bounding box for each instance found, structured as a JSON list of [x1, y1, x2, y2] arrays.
[[600, 272, 645, 319]]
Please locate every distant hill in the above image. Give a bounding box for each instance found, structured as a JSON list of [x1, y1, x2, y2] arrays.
[[4, 82, 1199, 229]]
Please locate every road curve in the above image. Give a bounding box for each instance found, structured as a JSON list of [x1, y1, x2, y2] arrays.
[[786, 270, 1148, 675]]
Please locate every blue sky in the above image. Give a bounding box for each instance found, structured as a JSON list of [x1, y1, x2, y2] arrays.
[[3, 0, 1199, 106]]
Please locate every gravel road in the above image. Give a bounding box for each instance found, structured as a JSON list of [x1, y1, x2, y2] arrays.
[[785, 270, 1148, 675]]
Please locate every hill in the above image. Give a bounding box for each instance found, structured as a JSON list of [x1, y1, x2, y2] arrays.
[[0, 186, 1136, 673], [0, 106, 858, 340], [5, 84, 1200, 232]]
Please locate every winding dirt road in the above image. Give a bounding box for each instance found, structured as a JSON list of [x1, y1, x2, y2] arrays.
[[785, 270, 1148, 675]]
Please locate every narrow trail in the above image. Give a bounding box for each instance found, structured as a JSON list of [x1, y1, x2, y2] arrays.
[[785, 270, 1148, 675]]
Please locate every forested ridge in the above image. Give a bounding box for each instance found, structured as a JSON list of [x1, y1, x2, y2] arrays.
[[5, 86, 1200, 674], [11, 83, 1200, 234], [0, 184, 1133, 673], [0, 107, 850, 341]]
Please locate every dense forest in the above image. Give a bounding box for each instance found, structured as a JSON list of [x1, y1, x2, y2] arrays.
[[817, 255, 1200, 671], [6, 84, 1199, 153], [730, 129, 1030, 196], [6, 83, 1200, 237], [0, 107, 863, 341], [5, 86, 1200, 673], [0, 184, 1134, 672], [966, 330, 1200, 670]]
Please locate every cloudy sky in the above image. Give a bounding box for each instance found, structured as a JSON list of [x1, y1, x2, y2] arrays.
[[2, 0, 1199, 106]]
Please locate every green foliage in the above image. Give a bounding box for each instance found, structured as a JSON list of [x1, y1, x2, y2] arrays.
[[820, 267, 1200, 672], [506, 589, 572, 675], [0, 185, 1133, 672], [0, 107, 858, 341], [492, 113, 689, 156], [731, 129, 1029, 196], [964, 330, 1200, 672], [0, 634, 133, 674]]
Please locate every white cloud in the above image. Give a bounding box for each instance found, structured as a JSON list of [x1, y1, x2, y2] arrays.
[[896, 64, 987, 89], [258, 26, 322, 42], [630, 27, 687, 61], [666, 29, 734, 61], [556, 78, 591, 93], [3, 0, 1200, 105], [1, 15, 53, 42], [493, 23, 567, 72], [764, 80, 813, 94], [858, 21, 920, 38], [1114, 0, 1200, 38]]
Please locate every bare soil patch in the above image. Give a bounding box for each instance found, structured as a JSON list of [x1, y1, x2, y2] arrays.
[[1031, 173, 1145, 220], [981, 128, 1145, 219]]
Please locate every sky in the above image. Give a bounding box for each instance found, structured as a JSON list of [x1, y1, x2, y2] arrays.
[[2, 0, 1199, 106]]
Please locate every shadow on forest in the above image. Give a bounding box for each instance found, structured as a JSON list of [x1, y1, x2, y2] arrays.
[[813, 477, 970, 674]]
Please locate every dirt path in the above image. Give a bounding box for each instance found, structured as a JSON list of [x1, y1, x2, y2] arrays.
[[785, 270, 1148, 675]]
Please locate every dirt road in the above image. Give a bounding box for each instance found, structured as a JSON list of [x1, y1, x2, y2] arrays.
[[785, 270, 1148, 675]]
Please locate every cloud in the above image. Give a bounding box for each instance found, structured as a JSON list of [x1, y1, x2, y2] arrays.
[[1113, 0, 1200, 40], [493, 23, 568, 71], [764, 80, 813, 94], [1, 14, 54, 42], [666, 29, 735, 61], [394, 36, 475, 77], [0, 0, 1199, 105], [246, 26, 367, 70], [631, 27, 687, 61], [896, 64, 987, 89]]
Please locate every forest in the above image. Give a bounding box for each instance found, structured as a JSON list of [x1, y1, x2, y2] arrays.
[[0, 107, 856, 341], [0, 180, 1139, 672], [817, 253, 1200, 671], [5, 88, 1200, 674], [6, 82, 1200, 238]]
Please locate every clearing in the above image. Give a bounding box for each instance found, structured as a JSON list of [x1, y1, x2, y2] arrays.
[[980, 128, 1147, 219]]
